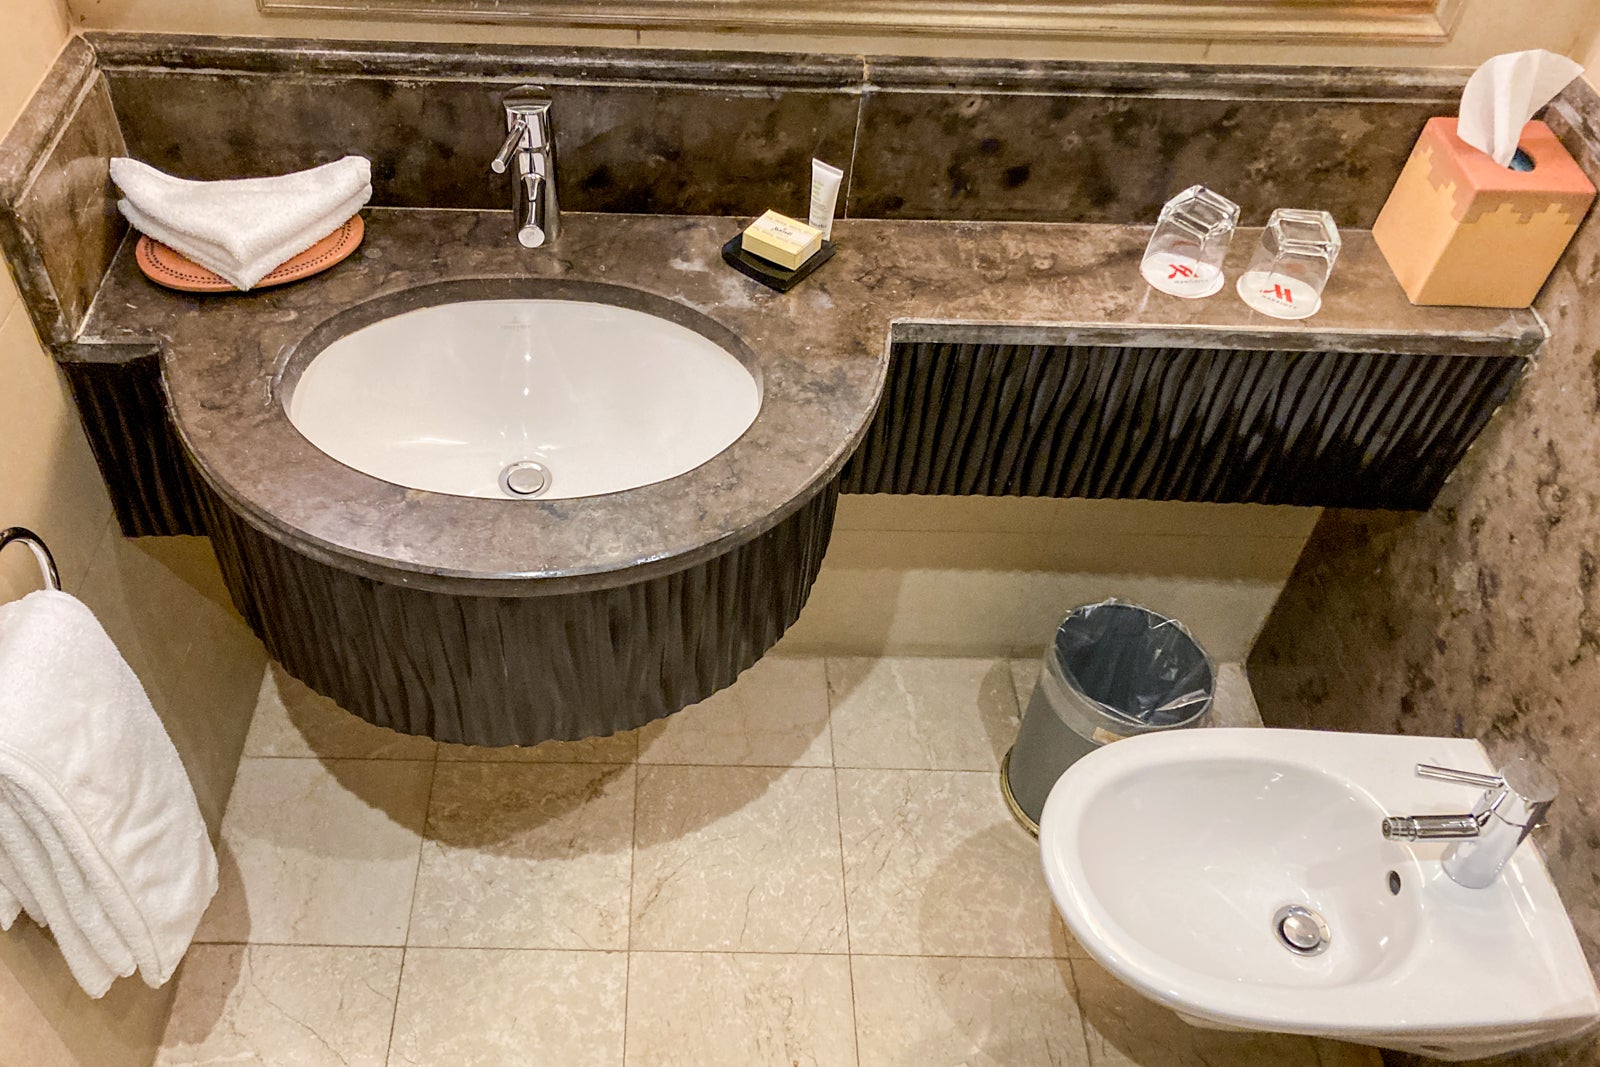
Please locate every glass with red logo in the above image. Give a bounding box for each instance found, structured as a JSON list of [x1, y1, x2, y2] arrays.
[[1236, 209, 1341, 320], [1139, 185, 1239, 298]]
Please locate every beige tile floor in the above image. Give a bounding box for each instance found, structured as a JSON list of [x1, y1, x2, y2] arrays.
[[155, 656, 1381, 1067]]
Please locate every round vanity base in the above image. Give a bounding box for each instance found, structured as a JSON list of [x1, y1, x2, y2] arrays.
[[202, 483, 837, 746]]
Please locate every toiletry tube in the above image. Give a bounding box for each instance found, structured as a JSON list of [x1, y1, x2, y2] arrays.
[[810, 159, 843, 241]]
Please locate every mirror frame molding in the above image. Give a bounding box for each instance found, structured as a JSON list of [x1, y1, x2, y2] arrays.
[[257, 0, 1464, 43]]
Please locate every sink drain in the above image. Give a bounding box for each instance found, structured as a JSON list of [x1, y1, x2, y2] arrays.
[[499, 460, 552, 498], [1272, 905, 1331, 957]]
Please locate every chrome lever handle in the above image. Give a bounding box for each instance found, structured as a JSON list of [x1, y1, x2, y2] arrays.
[[1417, 758, 1555, 833], [1416, 764, 1505, 790], [490, 118, 528, 175]]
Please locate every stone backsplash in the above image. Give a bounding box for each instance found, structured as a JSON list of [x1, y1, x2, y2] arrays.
[[91, 33, 1461, 227]]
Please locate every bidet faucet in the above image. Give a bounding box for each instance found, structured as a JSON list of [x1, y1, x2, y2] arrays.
[[1381, 758, 1558, 889], [490, 87, 558, 248]]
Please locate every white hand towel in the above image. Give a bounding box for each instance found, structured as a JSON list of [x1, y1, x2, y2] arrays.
[[0, 590, 217, 997], [109, 155, 372, 290], [0, 784, 134, 994]]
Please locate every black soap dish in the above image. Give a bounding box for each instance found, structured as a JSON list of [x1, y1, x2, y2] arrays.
[[721, 235, 836, 293]]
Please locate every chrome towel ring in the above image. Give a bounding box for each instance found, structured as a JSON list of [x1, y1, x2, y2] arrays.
[[0, 527, 61, 592]]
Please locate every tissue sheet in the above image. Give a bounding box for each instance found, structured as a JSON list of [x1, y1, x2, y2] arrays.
[[1458, 49, 1584, 168]]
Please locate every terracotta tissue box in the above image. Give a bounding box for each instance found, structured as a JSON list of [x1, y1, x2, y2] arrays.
[[1373, 117, 1595, 308]]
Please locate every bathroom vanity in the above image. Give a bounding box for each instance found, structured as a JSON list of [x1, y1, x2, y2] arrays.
[[0, 33, 1547, 744], [58, 208, 1540, 743]]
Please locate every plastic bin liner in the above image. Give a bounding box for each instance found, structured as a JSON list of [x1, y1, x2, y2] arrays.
[[1052, 599, 1213, 727]]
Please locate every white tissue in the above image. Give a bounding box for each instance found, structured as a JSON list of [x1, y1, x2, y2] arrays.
[[1457, 49, 1585, 168]]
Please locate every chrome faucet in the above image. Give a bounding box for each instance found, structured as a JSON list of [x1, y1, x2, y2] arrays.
[[1381, 758, 1558, 889], [490, 87, 558, 248]]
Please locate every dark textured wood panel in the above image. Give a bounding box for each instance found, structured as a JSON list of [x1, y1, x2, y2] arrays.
[[202, 481, 837, 746], [58, 345, 207, 537], [839, 340, 1524, 510]]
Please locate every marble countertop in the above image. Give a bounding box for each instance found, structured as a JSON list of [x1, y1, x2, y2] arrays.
[[76, 209, 1542, 595]]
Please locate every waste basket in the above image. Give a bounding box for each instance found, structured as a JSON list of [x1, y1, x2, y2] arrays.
[[1002, 599, 1214, 834]]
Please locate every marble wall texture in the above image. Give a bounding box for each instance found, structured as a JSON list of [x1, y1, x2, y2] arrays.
[[0, 38, 126, 347], [86, 33, 1463, 228], [1249, 79, 1600, 1067]]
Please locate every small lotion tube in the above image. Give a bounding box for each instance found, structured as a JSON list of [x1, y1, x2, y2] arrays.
[[809, 159, 843, 241]]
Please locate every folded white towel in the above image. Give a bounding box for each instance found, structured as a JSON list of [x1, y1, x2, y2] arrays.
[[110, 155, 372, 290], [0, 590, 216, 997]]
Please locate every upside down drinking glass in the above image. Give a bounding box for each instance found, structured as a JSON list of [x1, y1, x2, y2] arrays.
[[1235, 208, 1341, 320], [1140, 185, 1240, 298]]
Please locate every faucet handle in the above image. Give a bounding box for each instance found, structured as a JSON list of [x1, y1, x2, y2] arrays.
[[1417, 759, 1555, 799], [1418, 758, 1556, 831], [490, 118, 528, 175], [1416, 764, 1504, 789]]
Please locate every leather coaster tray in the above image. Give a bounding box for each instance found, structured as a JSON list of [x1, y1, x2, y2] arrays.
[[134, 214, 364, 293], [721, 235, 836, 292]]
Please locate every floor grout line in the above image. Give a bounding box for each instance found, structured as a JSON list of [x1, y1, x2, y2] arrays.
[[824, 658, 842, 770], [234, 754, 437, 763], [237, 753, 1014, 774], [622, 753, 640, 1066], [398, 758, 437, 949], [824, 671, 865, 1067], [384, 946, 409, 1067], [382, 752, 439, 1063], [191, 939, 1084, 960], [1063, 956, 1100, 1063]]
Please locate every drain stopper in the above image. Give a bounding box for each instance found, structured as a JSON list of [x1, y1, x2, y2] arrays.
[[499, 461, 551, 498], [1272, 904, 1331, 956], [1281, 912, 1322, 950]]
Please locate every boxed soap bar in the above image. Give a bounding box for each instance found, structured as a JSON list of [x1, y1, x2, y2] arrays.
[[1373, 117, 1595, 308], [741, 210, 822, 270]]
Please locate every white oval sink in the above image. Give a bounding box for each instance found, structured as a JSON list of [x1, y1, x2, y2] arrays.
[[286, 298, 760, 500], [1040, 728, 1600, 1061], [1074, 755, 1423, 991]]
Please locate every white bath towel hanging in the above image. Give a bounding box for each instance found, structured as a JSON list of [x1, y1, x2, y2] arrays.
[[0, 589, 216, 998], [109, 155, 372, 290]]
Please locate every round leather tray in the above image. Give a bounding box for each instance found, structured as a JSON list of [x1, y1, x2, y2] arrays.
[[135, 215, 364, 293]]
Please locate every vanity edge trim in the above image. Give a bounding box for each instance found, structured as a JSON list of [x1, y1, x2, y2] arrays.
[[0, 36, 97, 200], [81, 31, 1465, 102], [83, 31, 867, 89], [887, 318, 1545, 360], [179, 418, 854, 600]]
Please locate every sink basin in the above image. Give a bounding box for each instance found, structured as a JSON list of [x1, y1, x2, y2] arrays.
[[286, 298, 760, 500], [1039, 728, 1600, 1061]]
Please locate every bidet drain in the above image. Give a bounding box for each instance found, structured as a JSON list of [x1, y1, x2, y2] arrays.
[[1272, 905, 1331, 957], [499, 460, 551, 498]]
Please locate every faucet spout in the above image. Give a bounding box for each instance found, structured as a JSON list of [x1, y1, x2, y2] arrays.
[[1381, 813, 1485, 840], [517, 171, 547, 248]]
